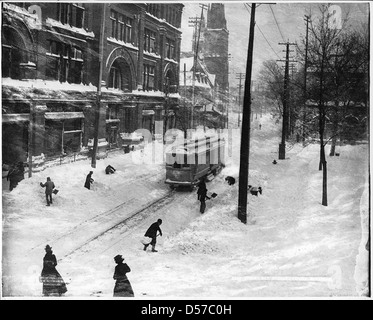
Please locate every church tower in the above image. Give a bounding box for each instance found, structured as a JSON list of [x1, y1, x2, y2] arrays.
[[202, 3, 229, 95]]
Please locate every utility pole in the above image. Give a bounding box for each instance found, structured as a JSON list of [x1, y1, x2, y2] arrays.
[[236, 72, 245, 127], [277, 41, 296, 160], [188, 4, 208, 130], [188, 16, 199, 129], [238, 3, 256, 224], [303, 15, 310, 146], [91, 3, 106, 168]]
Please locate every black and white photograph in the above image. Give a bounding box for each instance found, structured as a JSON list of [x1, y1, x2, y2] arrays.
[[1, 0, 370, 301]]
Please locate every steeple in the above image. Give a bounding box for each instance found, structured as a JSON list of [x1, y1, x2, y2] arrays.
[[206, 3, 227, 30], [202, 3, 229, 93]]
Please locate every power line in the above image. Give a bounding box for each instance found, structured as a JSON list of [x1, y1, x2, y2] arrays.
[[243, 3, 281, 60], [269, 4, 286, 42], [256, 24, 281, 59]]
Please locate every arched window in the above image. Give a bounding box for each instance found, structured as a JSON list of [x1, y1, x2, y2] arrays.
[[108, 59, 132, 92], [2, 27, 28, 79]]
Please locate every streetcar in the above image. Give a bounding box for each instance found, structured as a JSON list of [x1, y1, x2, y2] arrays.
[[165, 134, 225, 189]]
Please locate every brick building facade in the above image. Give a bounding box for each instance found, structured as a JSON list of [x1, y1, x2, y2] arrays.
[[2, 2, 183, 168]]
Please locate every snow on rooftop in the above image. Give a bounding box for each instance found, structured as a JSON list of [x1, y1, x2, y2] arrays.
[[46, 18, 95, 38]]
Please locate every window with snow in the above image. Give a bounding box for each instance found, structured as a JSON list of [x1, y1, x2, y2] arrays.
[[143, 64, 155, 91], [144, 29, 157, 54], [110, 10, 133, 43], [165, 38, 175, 60], [147, 3, 161, 18], [46, 40, 83, 84], [57, 3, 85, 29]]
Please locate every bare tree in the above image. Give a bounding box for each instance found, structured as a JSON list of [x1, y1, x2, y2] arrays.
[[258, 60, 285, 116], [299, 4, 368, 206]]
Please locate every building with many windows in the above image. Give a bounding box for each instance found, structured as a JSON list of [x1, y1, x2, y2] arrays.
[[2, 2, 183, 169]]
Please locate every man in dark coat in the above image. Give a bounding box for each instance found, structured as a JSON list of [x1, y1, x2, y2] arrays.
[[84, 171, 94, 189], [198, 188, 210, 214], [7, 162, 24, 191], [197, 178, 207, 201], [40, 245, 67, 296], [113, 255, 134, 297], [40, 177, 55, 206], [143, 219, 163, 252]]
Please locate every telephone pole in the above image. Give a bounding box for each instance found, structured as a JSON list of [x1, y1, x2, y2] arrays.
[[188, 4, 208, 130], [238, 3, 256, 224], [91, 3, 106, 168], [277, 41, 296, 160], [236, 72, 245, 127], [188, 16, 200, 129], [303, 15, 310, 145]]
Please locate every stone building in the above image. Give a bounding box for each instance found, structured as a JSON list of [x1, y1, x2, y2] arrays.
[[2, 2, 183, 169]]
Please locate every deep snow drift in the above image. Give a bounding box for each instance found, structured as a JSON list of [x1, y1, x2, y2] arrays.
[[1, 114, 369, 298]]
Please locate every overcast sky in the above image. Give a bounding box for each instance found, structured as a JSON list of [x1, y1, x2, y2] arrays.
[[179, 1, 370, 87]]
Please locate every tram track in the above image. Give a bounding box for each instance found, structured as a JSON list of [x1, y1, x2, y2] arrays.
[[28, 170, 166, 254], [61, 190, 175, 259]]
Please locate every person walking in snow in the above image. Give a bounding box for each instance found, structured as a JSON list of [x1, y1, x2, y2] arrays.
[[143, 219, 163, 252], [113, 254, 134, 297], [197, 177, 207, 201], [40, 245, 67, 297], [84, 171, 94, 189], [40, 177, 55, 206], [198, 187, 210, 214]]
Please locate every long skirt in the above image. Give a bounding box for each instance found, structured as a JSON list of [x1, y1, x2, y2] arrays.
[[40, 271, 67, 296], [114, 279, 134, 297]]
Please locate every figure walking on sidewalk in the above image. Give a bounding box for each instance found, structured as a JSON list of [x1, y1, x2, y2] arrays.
[[198, 187, 210, 214], [113, 255, 134, 297], [143, 219, 163, 252]]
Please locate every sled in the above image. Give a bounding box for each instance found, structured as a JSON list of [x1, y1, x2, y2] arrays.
[[210, 192, 217, 198], [140, 237, 152, 245], [53, 189, 59, 195], [140, 233, 160, 245]]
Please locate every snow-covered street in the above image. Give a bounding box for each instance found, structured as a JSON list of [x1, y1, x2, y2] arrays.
[[1, 114, 369, 298]]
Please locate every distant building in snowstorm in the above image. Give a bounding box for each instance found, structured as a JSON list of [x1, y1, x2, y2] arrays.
[[202, 3, 229, 98], [178, 3, 229, 130]]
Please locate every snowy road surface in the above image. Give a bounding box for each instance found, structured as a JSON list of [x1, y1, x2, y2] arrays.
[[2, 114, 369, 298]]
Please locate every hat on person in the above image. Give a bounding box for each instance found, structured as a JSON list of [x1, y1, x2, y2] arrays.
[[45, 244, 52, 251], [114, 254, 124, 263]]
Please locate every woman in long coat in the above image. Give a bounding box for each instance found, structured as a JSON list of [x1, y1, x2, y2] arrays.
[[113, 255, 134, 297], [40, 245, 67, 296]]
